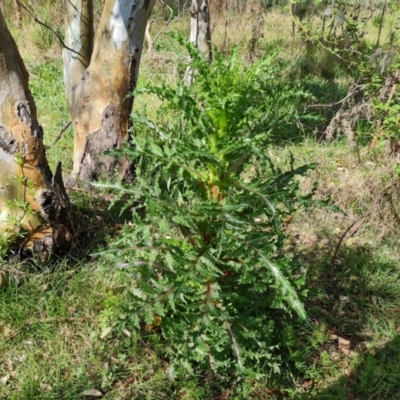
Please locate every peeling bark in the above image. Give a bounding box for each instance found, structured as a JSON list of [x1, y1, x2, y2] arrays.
[[0, 9, 74, 257], [63, 0, 156, 186], [197, 0, 212, 62]]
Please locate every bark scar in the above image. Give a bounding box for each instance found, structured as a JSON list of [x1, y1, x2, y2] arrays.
[[15, 101, 31, 124], [0, 126, 19, 154]]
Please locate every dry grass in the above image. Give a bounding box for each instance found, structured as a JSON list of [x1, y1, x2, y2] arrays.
[[276, 141, 400, 253]]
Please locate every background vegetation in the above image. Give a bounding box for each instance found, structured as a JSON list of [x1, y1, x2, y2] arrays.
[[1, 0, 400, 399]]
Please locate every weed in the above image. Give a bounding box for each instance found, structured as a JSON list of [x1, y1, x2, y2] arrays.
[[94, 44, 316, 393]]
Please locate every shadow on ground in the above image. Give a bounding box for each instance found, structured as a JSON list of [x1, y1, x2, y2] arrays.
[[302, 335, 400, 400], [294, 238, 400, 400]]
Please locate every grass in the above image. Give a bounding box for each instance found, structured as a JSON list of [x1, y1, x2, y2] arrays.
[[0, 263, 178, 399], [28, 60, 74, 173], [2, 1, 400, 399], [264, 140, 400, 398], [1, 187, 399, 400]]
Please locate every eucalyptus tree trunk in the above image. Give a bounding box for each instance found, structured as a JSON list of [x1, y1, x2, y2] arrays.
[[63, 0, 156, 186], [0, 0, 155, 256], [0, 10, 74, 257], [185, 0, 212, 85]]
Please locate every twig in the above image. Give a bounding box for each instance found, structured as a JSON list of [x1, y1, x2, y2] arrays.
[[306, 85, 366, 110], [120, 376, 136, 389], [331, 182, 397, 273], [51, 121, 72, 147], [152, 5, 175, 48], [18, 1, 89, 62], [105, 374, 137, 397]]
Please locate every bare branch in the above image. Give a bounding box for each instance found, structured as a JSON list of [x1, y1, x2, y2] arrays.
[[152, 5, 175, 47], [50, 121, 72, 147], [306, 85, 366, 110], [19, 1, 89, 62]]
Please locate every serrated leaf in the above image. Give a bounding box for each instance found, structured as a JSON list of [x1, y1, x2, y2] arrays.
[[149, 143, 163, 157]]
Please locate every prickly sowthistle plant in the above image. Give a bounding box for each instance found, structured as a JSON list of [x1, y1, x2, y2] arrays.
[[97, 44, 315, 384]]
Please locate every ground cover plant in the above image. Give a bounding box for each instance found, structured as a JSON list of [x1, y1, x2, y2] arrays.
[[1, 1, 400, 399]]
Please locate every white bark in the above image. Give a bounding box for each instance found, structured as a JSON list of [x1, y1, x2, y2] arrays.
[[63, 0, 94, 110], [64, 0, 156, 184]]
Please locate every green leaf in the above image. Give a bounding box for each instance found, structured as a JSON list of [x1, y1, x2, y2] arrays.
[[149, 143, 163, 157]]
